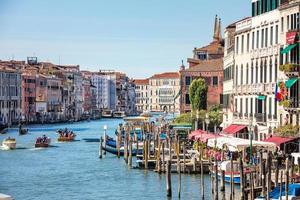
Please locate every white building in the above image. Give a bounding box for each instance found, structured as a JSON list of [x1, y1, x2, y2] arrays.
[[91, 71, 116, 110], [277, 0, 300, 126], [224, 0, 282, 140], [134, 79, 149, 113], [149, 72, 180, 113]]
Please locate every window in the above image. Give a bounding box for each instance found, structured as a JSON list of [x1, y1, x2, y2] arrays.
[[247, 33, 250, 52], [261, 29, 264, 48], [185, 76, 191, 85], [241, 35, 244, 53], [265, 28, 268, 47], [251, 61, 254, 84], [252, 2, 256, 17], [256, 30, 259, 49], [212, 76, 218, 86], [264, 59, 267, 83], [275, 25, 278, 44], [246, 98, 248, 114], [185, 94, 190, 105], [260, 60, 263, 83], [236, 65, 239, 85], [270, 26, 273, 45], [287, 15, 289, 31], [275, 58, 278, 82], [241, 65, 243, 85], [250, 98, 253, 115], [255, 61, 259, 83], [236, 36, 239, 54], [198, 52, 207, 60], [281, 17, 284, 32], [252, 32, 255, 50], [240, 98, 243, 114], [269, 58, 273, 83], [246, 64, 249, 84], [269, 97, 272, 116]]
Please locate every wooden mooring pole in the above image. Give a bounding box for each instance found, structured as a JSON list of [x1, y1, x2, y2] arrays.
[[166, 160, 172, 197], [99, 136, 103, 159]]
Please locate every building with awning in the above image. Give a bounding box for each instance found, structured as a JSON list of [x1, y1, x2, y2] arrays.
[[222, 124, 248, 139], [207, 136, 277, 152], [263, 136, 299, 153]]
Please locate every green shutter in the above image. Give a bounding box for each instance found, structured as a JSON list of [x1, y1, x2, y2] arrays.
[[267, 0, 270, 11], [281, 44, 298, 54], [285, 78, 298, 89], [257, 95, 266, 100]]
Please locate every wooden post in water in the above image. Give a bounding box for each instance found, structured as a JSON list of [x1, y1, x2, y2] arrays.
[[291, 156, 295, 183], [260, 151, 263, 186], [267, 151, 272, 200], [239, 156, 245, 200], [146, 140, 149, 169], [285, 158, 289, 200], [135, 131, 139, 159], [275, 156, 280, 187], [124, 132, 128, 164], [176, 141, 180, 173], [279, 170, 283, 200], [250, 172, 254, 200], [128, 138, 132, 167], [103, 131, 106, 155], [162, 142, 165, 173], [99, 136, 103, 159], [262, 160, 266, 197], [117, 131, 121, 158], [210, 158, 214, 195], [230, 157, 234, 200], [157, 139, 161, 173], [166, 160, 172, 197], [183, 142, 186, 173], [214, 158, 218, 200], [200, 145, 204, 200], [220, 170, 225, 192], [178, 142, 181, 198]]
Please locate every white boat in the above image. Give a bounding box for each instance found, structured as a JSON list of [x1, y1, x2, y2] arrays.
[[0, 193, 13, 200], [2, 137, 16, 150], [113, 111, 126, 118], [102, 110, 113, 118]]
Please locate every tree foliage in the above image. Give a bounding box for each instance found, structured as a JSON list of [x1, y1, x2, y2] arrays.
[[273, 124, 299, 137], [208, 105, 222, 126], [189, 78, 208, 111]]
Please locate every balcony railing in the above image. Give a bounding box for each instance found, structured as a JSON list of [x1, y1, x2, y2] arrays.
[[255, 113, 266, 123]]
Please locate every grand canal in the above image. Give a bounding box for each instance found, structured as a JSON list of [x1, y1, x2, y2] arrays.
[[0, 118, 237, 200]]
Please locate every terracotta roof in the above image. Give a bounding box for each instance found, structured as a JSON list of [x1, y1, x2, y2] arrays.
[[194, 41, 224, 55], [134, 79, 149, 85], [184, 58, 223, 72], [150, 72, 180, 79]]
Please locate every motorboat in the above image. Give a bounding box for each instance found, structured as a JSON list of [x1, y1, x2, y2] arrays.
[[255, 183, 300, 200], [35, 136, 51, 148], [2, 137, 16, 150], [57, 129, 76, 142], [113, 111, 126, 118], [102, 110, 113, 118]]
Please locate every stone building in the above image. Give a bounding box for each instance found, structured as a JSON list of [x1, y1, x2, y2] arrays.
[[0, 66, 22, 126], [134, 79, 150, 113], [149, 72, 180, 113], [180, 16, 224, 113]]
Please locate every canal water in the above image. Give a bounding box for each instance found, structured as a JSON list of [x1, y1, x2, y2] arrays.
[[0, 119, 238, 200]]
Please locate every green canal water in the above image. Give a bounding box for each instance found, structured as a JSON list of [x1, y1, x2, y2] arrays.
[[0, 118, 239, 199]]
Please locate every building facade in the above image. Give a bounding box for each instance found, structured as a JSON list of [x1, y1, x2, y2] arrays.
[[134, 79, 150, 113], [180, 16, 224, 113], [0, 66, 22, 126], [149, 72, 180, 113]]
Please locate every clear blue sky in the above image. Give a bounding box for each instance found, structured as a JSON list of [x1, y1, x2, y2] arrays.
[[0, 0, 250, 78]]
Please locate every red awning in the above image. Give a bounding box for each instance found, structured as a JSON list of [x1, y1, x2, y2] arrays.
[[286, 32, 297, 44], [194, 132, 220, 143], [223, 124, 247, 135], [188, 129, 205, 140], [263, 136, 296, 146]]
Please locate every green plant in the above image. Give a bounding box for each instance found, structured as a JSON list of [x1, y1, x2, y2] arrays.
[[189, 78, 208, 111], [279, 63, 298, 72], [279, 99, 291, 107], [274, 124, 299, 137]]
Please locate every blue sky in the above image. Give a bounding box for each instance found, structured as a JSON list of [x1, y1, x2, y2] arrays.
[[0, 0, 249, 78]]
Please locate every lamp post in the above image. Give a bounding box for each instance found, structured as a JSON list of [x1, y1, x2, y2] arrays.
[[205, 113, 210, 134]]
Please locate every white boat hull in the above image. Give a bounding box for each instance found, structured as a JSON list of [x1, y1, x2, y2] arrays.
[[2, 141, 16, 150]]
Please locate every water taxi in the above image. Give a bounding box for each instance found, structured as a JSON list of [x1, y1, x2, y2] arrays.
[[113, 111, 126, 118], [2, 137, 16, 150], [35, 135, 51, 148], [102, 109, 113, 118]]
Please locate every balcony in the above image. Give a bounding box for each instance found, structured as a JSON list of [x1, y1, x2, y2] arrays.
[[264, 83, 276, 94], [279, 63, 300, 77], [255, 113, 266, 123]]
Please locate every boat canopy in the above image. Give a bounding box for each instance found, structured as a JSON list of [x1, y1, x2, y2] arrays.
[[207, 136, 277, 152], [123, 116, 150, 122]]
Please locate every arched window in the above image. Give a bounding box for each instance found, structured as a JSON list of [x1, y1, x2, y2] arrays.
[[236, 65, 239, 85], [251, 61, 254, 84], [275, 58, 278, 81], [255, 60, 259, 83], [269, 57, 273, 83], [264, 59, 267, 83], [246, 63, 249, 84], [260, 60, 263, 83], [241, 64, 244, 85]]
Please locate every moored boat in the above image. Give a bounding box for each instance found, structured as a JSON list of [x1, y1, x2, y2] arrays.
[[0, 124, 8, 134], [102, 109, 113, 118], [2, 137, 16, 150], [35, 135, 51, 148], [113, 111, 126, 118]]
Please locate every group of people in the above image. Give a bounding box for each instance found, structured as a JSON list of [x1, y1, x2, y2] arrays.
[[57, 128, 75, 138], [36, 135, 49, 144]]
